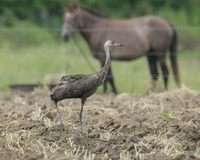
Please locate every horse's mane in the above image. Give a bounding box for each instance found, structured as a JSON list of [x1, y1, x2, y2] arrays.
[[80, 5, 110, 19]]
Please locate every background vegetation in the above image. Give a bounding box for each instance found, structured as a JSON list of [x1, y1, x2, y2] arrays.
[[0, 0, 200, 93], [1, 0, 200, 26]]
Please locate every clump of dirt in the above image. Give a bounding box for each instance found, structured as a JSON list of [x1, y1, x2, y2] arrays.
[[0, 86, 200, 159]]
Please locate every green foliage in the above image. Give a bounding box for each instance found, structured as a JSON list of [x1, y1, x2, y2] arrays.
[[195, 149, 200, 158], [0, 0, 200, 26], [0, 9, 18, 26], [0, 20, 56, 48], [162, 113, 175, 121], [0, 0, 200, 48]]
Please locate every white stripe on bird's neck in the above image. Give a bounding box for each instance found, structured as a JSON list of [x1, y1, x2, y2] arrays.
[[104, 44, 110, 66]]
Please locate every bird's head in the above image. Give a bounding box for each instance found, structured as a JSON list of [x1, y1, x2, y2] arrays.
[[105, 40, 123, 47]]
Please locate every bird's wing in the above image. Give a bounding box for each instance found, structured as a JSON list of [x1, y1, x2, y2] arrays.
[[59, 74, 82, 83], [52, 74, 100, 99]]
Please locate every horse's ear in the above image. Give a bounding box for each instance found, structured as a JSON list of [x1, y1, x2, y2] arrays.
[[65, 2, 68, 8], [65, 2, 69, 10], [65, 2, 77, 12], [72, 2, 77, 9]]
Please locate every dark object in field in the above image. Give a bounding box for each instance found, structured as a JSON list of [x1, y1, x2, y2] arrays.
[[50, 40, 123, 135], [9, 84, 56, 92], [61, 2, 181, 93]]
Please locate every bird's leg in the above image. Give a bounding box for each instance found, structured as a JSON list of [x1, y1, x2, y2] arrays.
[[79, 105, 84, 135], [54, 101, 64, 135], [80, 97, 87, 135]]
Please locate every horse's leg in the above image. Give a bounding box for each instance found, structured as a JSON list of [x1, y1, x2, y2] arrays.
[[103, 77, 108, 94], [107, 67, 117, 94], [101, 62, 117, 94], [158, 53, 169, 89], [100, 61, 108, 93], [147, 54, 159, 88]]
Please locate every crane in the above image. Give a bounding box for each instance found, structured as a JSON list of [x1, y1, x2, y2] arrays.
[[50, 40, 123, 135]]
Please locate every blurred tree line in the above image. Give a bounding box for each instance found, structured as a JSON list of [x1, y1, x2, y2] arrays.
[[0, 0, 199, 27], [0, 0, 199, 50]]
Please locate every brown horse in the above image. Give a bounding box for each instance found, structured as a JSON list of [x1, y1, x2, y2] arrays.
[[61, 2, 181, 94]]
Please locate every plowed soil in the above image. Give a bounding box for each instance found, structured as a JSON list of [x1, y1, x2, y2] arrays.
[[1, 86, 200, 160]]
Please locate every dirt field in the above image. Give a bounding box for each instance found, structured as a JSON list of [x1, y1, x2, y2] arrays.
[[1, 86, 200, 160]]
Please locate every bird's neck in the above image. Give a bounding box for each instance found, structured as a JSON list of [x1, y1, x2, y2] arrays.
[[97, 45, 110, 83]]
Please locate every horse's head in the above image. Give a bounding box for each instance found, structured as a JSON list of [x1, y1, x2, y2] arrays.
[[61, 2, 83, 41]]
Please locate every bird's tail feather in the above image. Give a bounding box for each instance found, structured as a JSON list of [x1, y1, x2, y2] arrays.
[[50, 94, 55, 101]]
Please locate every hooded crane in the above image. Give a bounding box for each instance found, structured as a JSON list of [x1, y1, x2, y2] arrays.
[[50, 40, 123, 135]]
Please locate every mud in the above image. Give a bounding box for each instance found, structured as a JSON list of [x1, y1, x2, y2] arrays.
[[0, 86, 200, 160]]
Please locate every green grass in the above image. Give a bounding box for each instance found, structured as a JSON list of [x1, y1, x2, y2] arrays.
[[0, 41, 200, 94], [162, 113, 175, 121], [1, 31, 200, 94]]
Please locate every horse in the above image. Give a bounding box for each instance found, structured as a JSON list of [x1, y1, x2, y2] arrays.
[[61, 2, 181, 94]]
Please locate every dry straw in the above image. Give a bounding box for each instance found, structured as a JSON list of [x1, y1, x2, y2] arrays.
[[2, 86, 200, 159]]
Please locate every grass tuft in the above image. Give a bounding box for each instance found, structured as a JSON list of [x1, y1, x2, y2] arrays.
[[162, 113, 175, 121]]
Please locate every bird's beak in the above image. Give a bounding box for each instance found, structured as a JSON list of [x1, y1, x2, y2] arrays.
[[114, 43, 123, 46]]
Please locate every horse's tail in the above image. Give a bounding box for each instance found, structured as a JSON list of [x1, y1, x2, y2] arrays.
[[169, 24, 181, 87]]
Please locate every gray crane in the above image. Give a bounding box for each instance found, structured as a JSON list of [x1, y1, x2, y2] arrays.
[[50, 40, 123, 135]]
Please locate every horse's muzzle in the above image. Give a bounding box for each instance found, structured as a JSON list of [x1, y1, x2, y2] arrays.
[[61, 35, 70, 42]]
